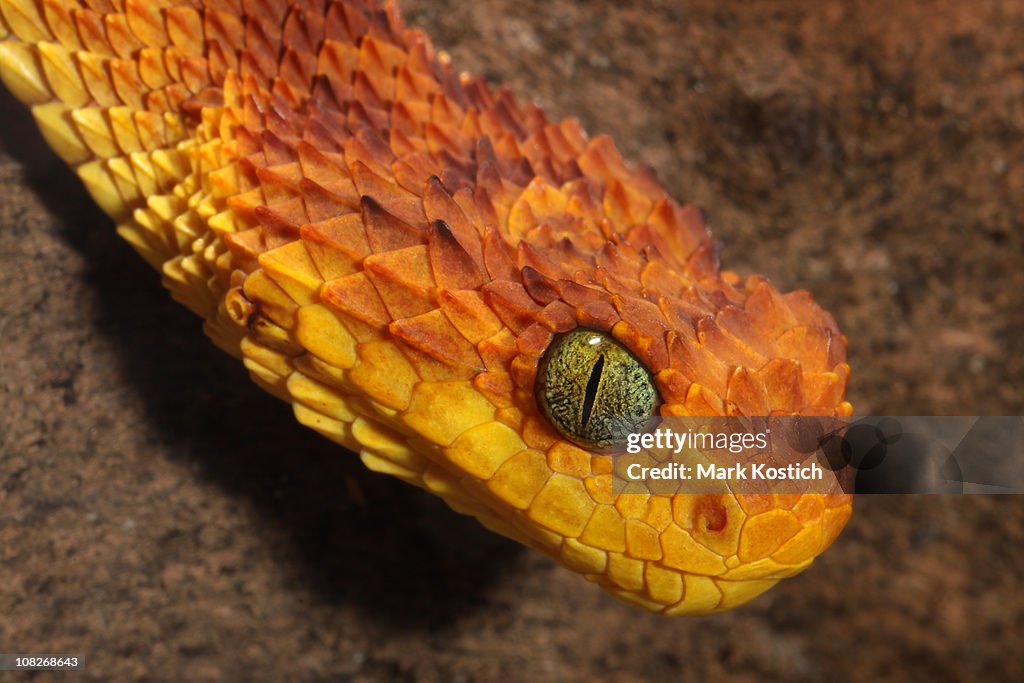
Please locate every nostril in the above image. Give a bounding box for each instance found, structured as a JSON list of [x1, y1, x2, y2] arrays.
[[698, 503, 728, 532]]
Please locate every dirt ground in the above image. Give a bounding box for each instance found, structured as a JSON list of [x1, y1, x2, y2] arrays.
[[1, 0, 1022, 681]]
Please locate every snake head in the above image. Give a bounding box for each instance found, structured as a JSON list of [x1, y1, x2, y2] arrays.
[[0, 0, 853, 614], [223, 121, 853, 614], [441, 163, 855, 614]]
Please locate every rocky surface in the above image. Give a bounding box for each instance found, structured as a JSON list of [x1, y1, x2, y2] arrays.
[[1, 1, 1022, 680]]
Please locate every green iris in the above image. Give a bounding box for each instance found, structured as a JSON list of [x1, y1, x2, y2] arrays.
[[536, 329, 660, 450]]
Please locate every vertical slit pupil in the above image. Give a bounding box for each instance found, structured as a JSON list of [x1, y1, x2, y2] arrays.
[[580, 354, 605, 430]]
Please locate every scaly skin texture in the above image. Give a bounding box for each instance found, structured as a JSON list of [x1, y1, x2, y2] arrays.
[[0, 0, 853, 614]]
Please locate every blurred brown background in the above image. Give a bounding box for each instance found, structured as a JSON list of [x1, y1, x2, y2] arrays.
[[1, 1, 1022, 680]]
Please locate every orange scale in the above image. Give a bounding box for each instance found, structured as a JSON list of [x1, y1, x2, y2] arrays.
[[472, 371, 516, 408], [424, 177, 483, 253], [389, 310, 482, 371], [514, 322, 553, 359], [679, 383, 726, 417], [681, 241, 721, 282], [759, 358, 806, 413], [575, 300, 618, 332], [614, 322, 670, 373], [594, 267, 641, 299], [775, 326, 833, 374], [782, 289, 842, 332], [320, 272, 391, 329], [696, 315, 766, 371], [476, 329, 519, 370], [481, 281, 543, 334], [520, 267, 561, 306], [744, 280, 799, 339], [521, 415, 558, 452], [203, 10, 245, 53], [557, 279, 609, 307], [109, 58, 145, 109], [352, 162, 426, 228], [725, 367, 771, 417], [537, 301, 576, 333], [434, 290, 502, 345], [283, 7, 323, 59], [654, 369, 691, 405], [508, 354, 540, 391], [612, 294, 669, 332]]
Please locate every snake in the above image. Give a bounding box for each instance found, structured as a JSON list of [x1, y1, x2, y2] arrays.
[[0, 0, 853, 615]]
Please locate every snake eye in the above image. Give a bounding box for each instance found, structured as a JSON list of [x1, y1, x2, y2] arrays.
[[536, 329, 660, 450]]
